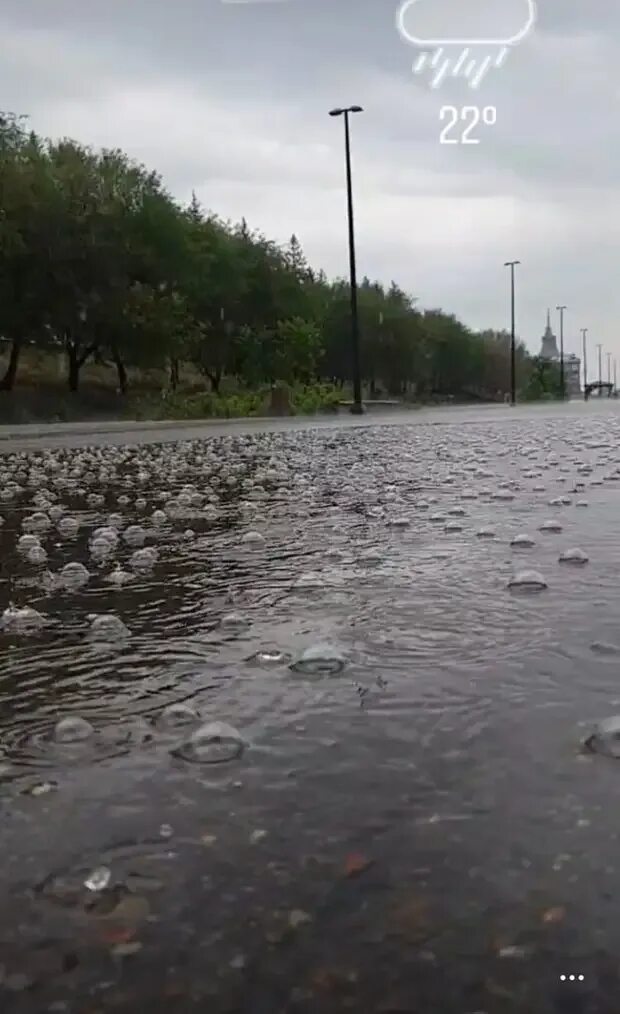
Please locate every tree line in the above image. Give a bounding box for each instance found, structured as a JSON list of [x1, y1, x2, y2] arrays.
[[0, 111, 557, 402]]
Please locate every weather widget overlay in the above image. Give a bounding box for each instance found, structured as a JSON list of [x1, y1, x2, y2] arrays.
[[222, 0, 537, 146]]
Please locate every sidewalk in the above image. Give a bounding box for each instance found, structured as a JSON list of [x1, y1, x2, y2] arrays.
[[0, 415, 286, 442]]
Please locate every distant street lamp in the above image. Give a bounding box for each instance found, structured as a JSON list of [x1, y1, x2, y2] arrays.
[[607, 352, 612, 385], [504, 260, 520, 405], [330, 105, 364, 415], [597, 343, 603, 394], [581, 328, 588, 397], [556, 305, 566, 399], [615, 358, 618, 392]]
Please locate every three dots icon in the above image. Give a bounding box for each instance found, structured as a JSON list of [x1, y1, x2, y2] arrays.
[[560, 974, 585, 982]]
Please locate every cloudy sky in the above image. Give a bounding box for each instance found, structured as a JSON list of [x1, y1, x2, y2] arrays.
[[1, 0, 619, 370]]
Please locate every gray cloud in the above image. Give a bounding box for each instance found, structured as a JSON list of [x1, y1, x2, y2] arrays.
[[1, 0, 619, 360]]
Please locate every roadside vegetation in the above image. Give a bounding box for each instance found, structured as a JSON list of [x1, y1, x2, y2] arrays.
[[0, 111, 561, 423]]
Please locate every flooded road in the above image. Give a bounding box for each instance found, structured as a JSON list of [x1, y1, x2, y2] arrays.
[[2, 402, 620, 1013]]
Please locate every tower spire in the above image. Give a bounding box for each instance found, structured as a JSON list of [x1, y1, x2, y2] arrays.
[[546, 307, 551, 329]]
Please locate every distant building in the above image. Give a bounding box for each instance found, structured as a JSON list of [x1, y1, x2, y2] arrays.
[[539, 309, 581, 396]]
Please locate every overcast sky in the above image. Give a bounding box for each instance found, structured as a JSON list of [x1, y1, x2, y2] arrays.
[[1, 0, 619, 368]]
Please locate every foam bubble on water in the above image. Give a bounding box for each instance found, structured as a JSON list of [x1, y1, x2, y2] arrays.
[[508, 570, 547, 591], [290, 643, 345, 676], [123, 525, 147, 547], [220, 611, 250, 630], [1, 605, 47, 634], [251, 648, 289, 666], [151, 510, 167, 526], [22, 511, 51, 534], [158, 703, 200, 728], [584, 716, 620, 758], [129, 547, 158, 572], [57, 515, 79, 539], [539, 520, 563, 533], [173, 721, 244, 765], [558, 548, 589, 565], [510, 534, 536, 548], [54, 715, 95, 743], [87, 614, 131, 642], [476, 527, 495, 538], [444, 521, 463, 532], [17, 534, 41, 554], [104, 564, 133, 586], [241, 530, 265, 546], [26, 544, 47, 566], [58, 562, 90, 590]]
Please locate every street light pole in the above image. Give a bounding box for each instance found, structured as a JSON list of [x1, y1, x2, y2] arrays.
[[597, 343, 603, 395], [504, 260, 520, 405], [556, 305, 566, 399], [607, 352, 612, 385], [329, 105, 364, 415], [581, 328, 588, 397], [614, 358, 617, 392]]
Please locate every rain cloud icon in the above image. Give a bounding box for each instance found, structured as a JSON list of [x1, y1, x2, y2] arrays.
[[397, 0, 537, 89]]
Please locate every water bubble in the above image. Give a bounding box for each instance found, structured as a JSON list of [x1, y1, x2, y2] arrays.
[[26, 544, 47, 565], [220, 612, 250, 631], [183, 529, 195, 541], [290, 643, 345, 675], [84, 866, 111, 892], [123, 525, 147, 547], [508, 570, 548, 592], [22, 511, 51, 534], [444, 521, 463, 532], [151, 509, 167, 526], [130, 547, 158, 572], [17, 534, 41, 554], [476, 527, 495, 538], [158, 703, 200, 729], [539, 520, 563, 533], [87, 614, 131, 642], [105, 564, 133, 586], [241, 530, 265, 546], [585, 716, 620, 758], [58, 562, 90, 590], [250, 648, 289, 666], [1, 605, 47, 634], [57, 515, 79, 539], [559, 548, 589, 565], [510, 534, 536, 548], [173, 721, 244, 764], [54, 716, 95, 744]]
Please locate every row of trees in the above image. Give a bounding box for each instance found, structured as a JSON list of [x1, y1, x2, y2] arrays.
[[0, 111, 552, 401]]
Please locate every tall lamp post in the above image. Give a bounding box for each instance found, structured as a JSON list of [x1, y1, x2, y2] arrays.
[[504, 260, 520, 405], [597, 343, 603, 395], [329, 105, 364, 415], [614, 358, 617, 393], [607, 352, 612, 385], [556, 305, 566, 399], [581, 328, 588, 397]]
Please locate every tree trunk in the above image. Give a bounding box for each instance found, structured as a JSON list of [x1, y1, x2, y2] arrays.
[[205, 369, 221, 394], [67, 345, 80, 393], [169, 358, 179, 391], [0, 338, 21, 392], [112, 348, 128, 395]]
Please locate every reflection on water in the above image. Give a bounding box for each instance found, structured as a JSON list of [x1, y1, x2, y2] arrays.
[[3, 405, 620, 1010]]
